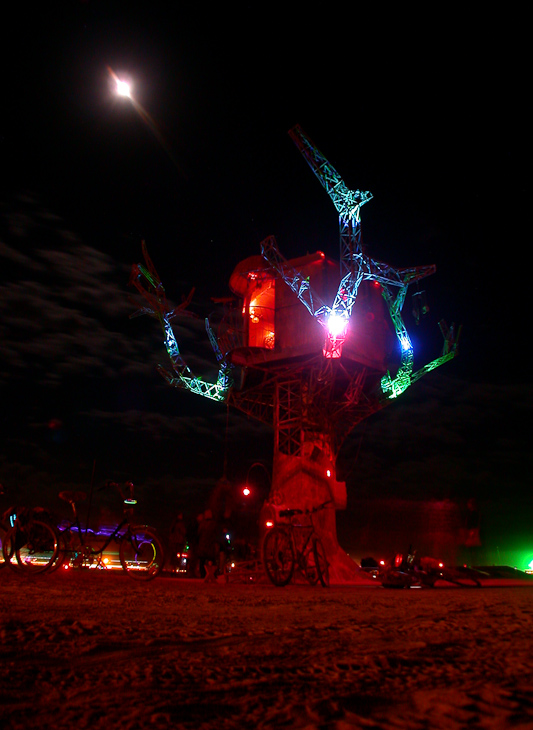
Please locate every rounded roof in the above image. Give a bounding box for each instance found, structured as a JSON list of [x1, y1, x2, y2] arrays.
[[229, 251, 329, 296], [229, 255, 271, 296]]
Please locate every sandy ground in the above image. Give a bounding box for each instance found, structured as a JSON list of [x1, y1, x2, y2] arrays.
[[1, 568, 533, 730]]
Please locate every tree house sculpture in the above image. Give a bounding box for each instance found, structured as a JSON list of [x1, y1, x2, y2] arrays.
[[130, 126, 459, 582]]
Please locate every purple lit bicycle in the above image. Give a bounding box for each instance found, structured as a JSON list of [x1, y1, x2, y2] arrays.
[[52, 481, 165, 581]]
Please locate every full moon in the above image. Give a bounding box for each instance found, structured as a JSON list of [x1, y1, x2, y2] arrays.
[[116, 79, 131, 97]]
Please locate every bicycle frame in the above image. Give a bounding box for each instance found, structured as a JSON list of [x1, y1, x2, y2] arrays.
[[3, 507, 60, 574], [54, 482, 165, 579], [262, 501, 331, 587], [284, 521, 316, 574], [57, 513, 132, 568]]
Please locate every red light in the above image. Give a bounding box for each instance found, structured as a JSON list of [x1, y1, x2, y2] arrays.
[[265, 520, 273, 528], [243, 486, 251, 496]]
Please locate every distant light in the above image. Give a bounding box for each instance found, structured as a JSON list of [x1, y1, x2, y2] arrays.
[[326, 469, 331, 478], [265, 520, 274, 528], [243, 486, 251, 496], [116, 79, 132, 98]]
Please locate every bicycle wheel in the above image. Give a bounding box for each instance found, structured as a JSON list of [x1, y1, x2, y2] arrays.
[[312, 536, 329, 587], [262, 527, 295, 587], [48, 530, 72, 572], [120, 525, 165, 580], [11, 519, 59, 575], [1, 523, 15, 568], [0, 523, 8, 568]]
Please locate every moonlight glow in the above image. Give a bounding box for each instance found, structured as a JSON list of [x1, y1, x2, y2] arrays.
[[116, 79, 131, 98]]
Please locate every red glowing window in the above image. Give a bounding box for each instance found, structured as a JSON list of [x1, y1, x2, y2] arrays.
[[247, 279, 275, 349]]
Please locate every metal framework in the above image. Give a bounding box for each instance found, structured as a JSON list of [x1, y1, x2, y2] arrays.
[[129, 128, 460, 461], [263, 127, 459, 400], [289, 125, 372, 283], [129, 241, 232, 403]]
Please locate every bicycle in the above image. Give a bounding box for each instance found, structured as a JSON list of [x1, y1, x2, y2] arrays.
[[0, 522, 6, 569], [0, 484, 8, 569], [379, 546, 482, 589], [2, 505, 60, 575], [52, 481, 165, 581], [262, 501, 330, 587], [224, 543, 265, 584]]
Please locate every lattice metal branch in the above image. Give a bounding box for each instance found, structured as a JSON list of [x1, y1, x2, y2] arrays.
[[129, 243, 233, 403]]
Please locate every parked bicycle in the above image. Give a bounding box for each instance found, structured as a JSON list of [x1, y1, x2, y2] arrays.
[[262, 501, 330, 587], [52, 481, 165, 581], [0, 484, 7, 569], [2, 505, 60, 575], [379, 546, 483, 588], [224, 544, 265, 584], [0, 523, 6, 568]]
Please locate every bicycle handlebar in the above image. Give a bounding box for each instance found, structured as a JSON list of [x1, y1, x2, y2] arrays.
[[279, 500, 332, 518], [105, 481, 137, 506]]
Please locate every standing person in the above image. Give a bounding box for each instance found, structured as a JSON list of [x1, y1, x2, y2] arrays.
[[186, 512, 201, 578], [197, 509, 218, 578], [217, 508, 234, 576], [168, 512, 187, 572], [462, 498, 482, 566]]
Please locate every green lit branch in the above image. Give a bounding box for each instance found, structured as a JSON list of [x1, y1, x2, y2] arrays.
[[130, 244, 232, 404], [380, 287, 460, 401], [157, 365, 229, 402]]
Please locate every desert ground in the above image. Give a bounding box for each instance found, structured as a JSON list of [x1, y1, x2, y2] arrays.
[[1, 568, 533, 730]]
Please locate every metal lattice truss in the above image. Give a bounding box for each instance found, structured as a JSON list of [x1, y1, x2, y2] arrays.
[[225, 356, 380, 457], [287, 126, 438, 319], [129, 241, 232, 402], [129, 127, 460, 426], [380, 318, 461, 400], [260, 235, 328, 321], [260, 127, 460, 401], [289, 125, 372, 277], [261, 235, 435, 324]]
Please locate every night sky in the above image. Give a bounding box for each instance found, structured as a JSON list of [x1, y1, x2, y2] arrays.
[[0, 5, 529, 560]]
